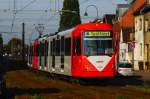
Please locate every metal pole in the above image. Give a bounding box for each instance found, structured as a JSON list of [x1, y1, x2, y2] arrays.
[[22, 23, 25, 62]]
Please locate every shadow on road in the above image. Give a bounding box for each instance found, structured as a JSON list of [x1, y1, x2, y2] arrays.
[[5, 87, 60, 99], [77, 76, 144, 86]]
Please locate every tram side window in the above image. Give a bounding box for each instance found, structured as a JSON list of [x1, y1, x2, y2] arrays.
[[36, 44, 39, 56], [65, 38, 71, 56], [50, 41, 53, 56], [45, 41, 48, 66], [30, 46, 33, 63], [31, 46, 33, 56], [73, 37, 81, 55], [61, 36, 64, 55], [46, 41, 49, 56], [39, 42, 41, 56], [42, 42, 45, 56], [29, 46, 31, 56], [33, 46, 36, 55], [76, 37, 81, 55], [29, 46, 32, 64], [44, 42, 46, 56], [52, 39, 55, 56], [56, 40, 60, 56]]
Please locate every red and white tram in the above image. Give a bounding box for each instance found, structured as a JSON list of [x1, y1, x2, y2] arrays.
[[28, 22, 117, 78]]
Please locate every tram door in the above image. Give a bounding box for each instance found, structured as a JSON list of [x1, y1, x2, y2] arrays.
[[61, 36, 64, 69]]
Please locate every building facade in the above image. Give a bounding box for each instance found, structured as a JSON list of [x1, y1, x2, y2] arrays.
[[133, 2, 150, 70], [134, 14, 145, 70], [143, 5, 150, 70], [113, 0, 148, 70]]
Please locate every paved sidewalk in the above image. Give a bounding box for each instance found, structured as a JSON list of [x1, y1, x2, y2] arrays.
[[134, 70, 150, 81]]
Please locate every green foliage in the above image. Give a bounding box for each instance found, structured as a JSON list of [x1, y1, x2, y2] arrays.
[[7, 38, 22, 55], [58, 0, 81, 31]]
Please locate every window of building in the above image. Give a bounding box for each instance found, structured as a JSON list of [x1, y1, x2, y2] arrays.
[[135, 20, 137, 32], [147, 0, 150, 4], [140, 43, 142, 56], [65, 38, 71, 56], [139, 18, 142, 31], [145, 19, 148, 32], [148, 20, 150, 32]]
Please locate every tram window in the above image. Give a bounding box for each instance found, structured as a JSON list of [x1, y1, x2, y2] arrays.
[[73, 38, 76, 55], [65, 38, 71, 56], [33, 46, 36, 55], [46, 41, 49, 56], [29, 46, 31, 56], [50, 41, 53, 56], [39, 42, 44, 56], [44, 41, 46, 56], [56, 40, 60, 56], [39, 42, 42, 56], [32, 46, 34, 55], [73, 37, 81, 55], [42, 42, 45, 56], [45, 41, 48, 66], [76, 37, 81, 55], [32, 46, 33, 55], [36, 44, 39, 56], [31, 46, 33, 56], [52, 39, 55, 68], [53, 39, 55, 55], [38, 43, 40, 56], [61, 36, 64, 55], [29, 46, 31, 64]]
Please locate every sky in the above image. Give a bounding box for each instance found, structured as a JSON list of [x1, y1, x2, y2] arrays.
[[0, 0, 126, 44]]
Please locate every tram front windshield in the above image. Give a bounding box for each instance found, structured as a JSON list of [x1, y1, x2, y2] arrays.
[[83, 31, 114, 56]]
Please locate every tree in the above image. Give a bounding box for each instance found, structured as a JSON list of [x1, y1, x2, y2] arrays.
[[0, 34, 3, 56], [7, 38, 22, 55], [58, 0, 81, 31]]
